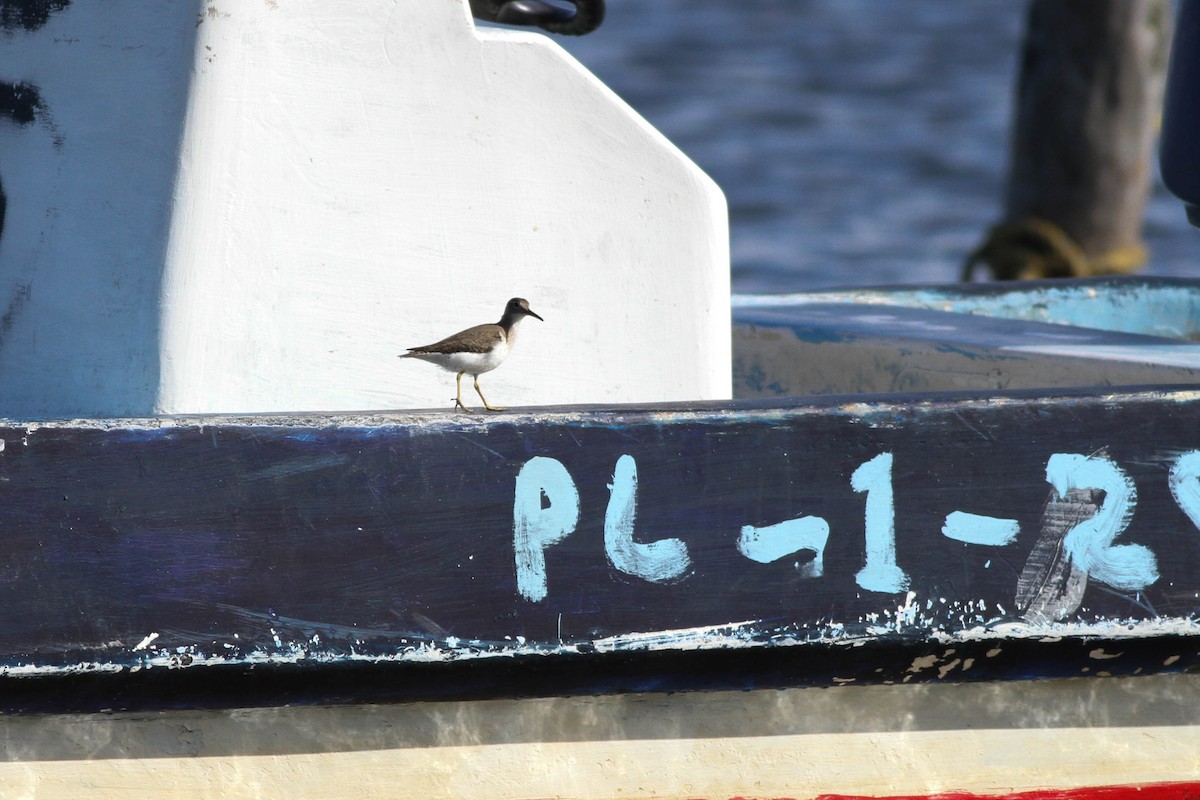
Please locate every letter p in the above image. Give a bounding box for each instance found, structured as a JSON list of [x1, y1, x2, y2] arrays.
[[514, 457, 580, 602]]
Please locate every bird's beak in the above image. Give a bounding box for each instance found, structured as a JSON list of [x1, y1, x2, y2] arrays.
[[527, 309, 544, 322]]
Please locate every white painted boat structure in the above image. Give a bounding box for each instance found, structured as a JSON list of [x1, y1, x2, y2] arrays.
[[0, 0, 729, 420], [2, 2, 1200, 798]]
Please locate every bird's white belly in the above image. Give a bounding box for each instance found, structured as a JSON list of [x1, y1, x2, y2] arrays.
[[427, 343, 509, 376]]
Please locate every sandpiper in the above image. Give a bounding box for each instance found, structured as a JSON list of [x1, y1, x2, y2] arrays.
[[400, 297, 544, 412]]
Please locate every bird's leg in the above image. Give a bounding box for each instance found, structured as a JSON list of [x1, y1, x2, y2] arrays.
[[474, 377, 506, 412], [454, 372, 474, 413]]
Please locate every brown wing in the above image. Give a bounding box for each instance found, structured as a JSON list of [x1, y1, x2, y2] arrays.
[[407, 323, 503, 354]]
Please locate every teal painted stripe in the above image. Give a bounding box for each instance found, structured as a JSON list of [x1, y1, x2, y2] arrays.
[[734, 278, 1200, 340]]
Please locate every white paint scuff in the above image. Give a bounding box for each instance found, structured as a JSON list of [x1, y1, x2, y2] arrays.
[[133, 633, 159, 651]]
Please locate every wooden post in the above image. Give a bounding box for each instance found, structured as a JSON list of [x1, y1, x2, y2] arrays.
[[964, 0, 1172, 280]]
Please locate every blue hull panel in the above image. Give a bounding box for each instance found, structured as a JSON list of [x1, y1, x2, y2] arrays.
[[1, 388, 1200, 710]]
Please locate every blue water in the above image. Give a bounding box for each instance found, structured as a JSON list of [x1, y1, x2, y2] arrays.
[[551, 1, 1198, 293]]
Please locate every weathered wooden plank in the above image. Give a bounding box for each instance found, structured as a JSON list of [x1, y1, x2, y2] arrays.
[[3, 389, 1200, 710], [4, 674, 1200, 798]]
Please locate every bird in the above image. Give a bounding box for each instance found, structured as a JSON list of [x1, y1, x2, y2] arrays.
[[400, 297, 544, 412]]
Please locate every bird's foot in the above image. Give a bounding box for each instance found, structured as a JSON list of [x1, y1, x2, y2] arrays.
[[483, 404, 507, 412], [454, 399, 475, 413]]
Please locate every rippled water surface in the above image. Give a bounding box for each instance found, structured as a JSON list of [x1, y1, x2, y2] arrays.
[[551, 0, 1197, 292]]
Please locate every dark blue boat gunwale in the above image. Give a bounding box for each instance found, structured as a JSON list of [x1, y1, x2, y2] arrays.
[[1, 383, 1200, 711]]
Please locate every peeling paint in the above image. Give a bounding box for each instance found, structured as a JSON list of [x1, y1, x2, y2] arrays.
[[133, 633, 159, 651]]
